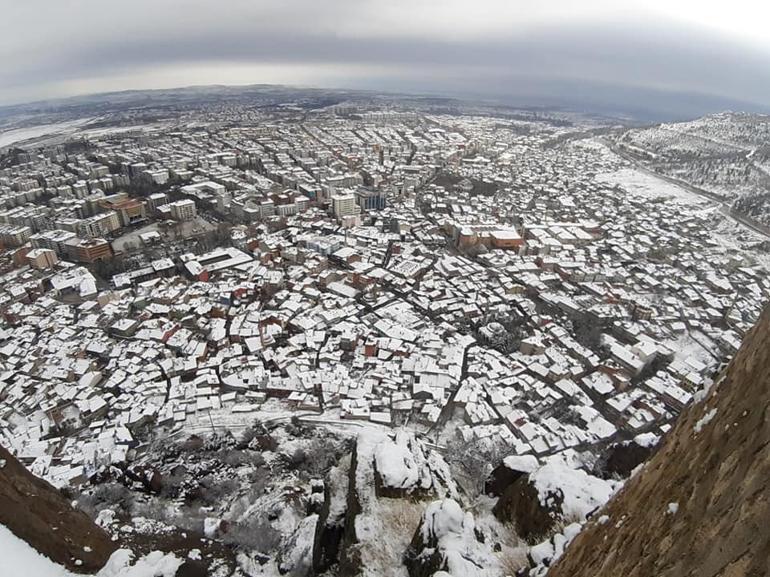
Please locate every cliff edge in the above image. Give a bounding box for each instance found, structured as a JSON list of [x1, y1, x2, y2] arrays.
[[0, 444, 117, 573], [547, 306, 770, 577]]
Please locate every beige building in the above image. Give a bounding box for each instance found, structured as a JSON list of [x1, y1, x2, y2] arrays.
[[26, 248, 59, 270], [64, 237, 113, 263], [98, 194, 147, 226]]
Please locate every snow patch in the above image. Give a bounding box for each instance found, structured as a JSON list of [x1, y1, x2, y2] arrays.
[[633, 432, 659, 448], [530, 456, 619, 521], [98, 549, 183, 577], [694, 409, 717, 434], [502, 454, 539, 474], [421, 499, 465, 541], [95, 509, 117, 529], [203, 517, 222, 538], [375, 434, 420, 489], [0, 524, 182, 577], [597, 168, 704, 204], [529, 539, 554, 565]]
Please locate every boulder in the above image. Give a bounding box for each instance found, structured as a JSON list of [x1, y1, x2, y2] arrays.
[[484, 455, 539, 497], [404, 499, 498, 577], [492, 476, 562, 543], [373, 431, 458, 499], [493, 456, 616, 544], [175, 559, 207, 577]]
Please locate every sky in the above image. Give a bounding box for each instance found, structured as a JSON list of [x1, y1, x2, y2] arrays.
[[2, 0, 769, 118]]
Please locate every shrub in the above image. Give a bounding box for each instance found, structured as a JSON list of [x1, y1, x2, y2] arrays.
[[223, 515, 282, 553], [197, 474, 240, 506], [78, 482, 134, 518]]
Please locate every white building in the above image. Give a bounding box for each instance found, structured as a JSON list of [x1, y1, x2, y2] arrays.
[[331, 194, 360, 218], [169, 199, 197, 221], [76, 211, 121, 238]]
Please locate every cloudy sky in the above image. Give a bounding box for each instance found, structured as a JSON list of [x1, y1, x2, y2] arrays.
[[2, 0, 769, 118]]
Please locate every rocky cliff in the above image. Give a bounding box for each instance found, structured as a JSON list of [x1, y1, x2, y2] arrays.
[[547, 306, 770, 577], [0, 444, 118, 573]]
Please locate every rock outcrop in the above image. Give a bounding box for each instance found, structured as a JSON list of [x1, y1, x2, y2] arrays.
[[548, 306, 770, 577], [404, 499, 499, 577], [492, 454, 616, 544], [312, 455, 350, 573], [493, 475, 562, 543], [598, 440, 654, 479], [311, 430, 459, 576], [0, 443, 118, 573], [484, 455, 539, 497]]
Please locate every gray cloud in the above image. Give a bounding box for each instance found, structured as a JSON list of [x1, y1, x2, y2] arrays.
[[1, 1, 769, 119]]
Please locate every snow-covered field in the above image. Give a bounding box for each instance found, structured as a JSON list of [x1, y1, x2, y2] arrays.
[[0, 119, 92, 148], [665, 333, 717, 365], [597, 168, 705, 204], [77, 124, 165, 138]]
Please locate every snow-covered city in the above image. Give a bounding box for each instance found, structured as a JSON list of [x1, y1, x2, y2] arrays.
[[0, 87, 768, 576]]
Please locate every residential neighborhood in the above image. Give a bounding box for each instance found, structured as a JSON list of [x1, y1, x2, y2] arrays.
[[0, 100, 767, 494]]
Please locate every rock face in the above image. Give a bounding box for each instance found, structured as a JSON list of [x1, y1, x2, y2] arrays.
[[312, 455, 350, 573], [599, 440, 653, 479], [548, 306, 770, 577], [0, 444, 118, 573], [484, 455, 539, 497], [492, 476, 562, 544], [311, 431, 459, 576], [492, 455, 616, 544]]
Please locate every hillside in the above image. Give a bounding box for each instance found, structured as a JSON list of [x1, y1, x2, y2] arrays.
[[0, 443, 117, 573], [546, 305, 770, 577], [618, 112, 770, 228]]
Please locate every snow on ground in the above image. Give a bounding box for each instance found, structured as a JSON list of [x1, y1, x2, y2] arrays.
[[374, 431, 421, 489], [0, 524, 80, 577], [596, 151, 770, 270], [707, 207, 770, 270], [634, 432, 659, 448], [665, 332, 717, 365], [0, 119, 92, 148], [596, 168, 705, 204], [0, 524, 182, 577], [98, 550, 182, 577], [175, 399, 393, 441], [694, 409, 717, 434], [76, 124, 165, 138], [502, 454, 539, 474]]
